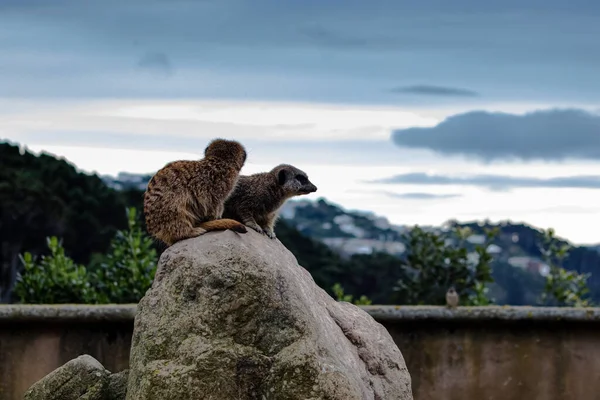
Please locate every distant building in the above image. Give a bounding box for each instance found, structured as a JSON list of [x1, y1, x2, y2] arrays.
[[101, 172, 150, 191], [486, 244, 503, 254], [508, 256, 550, 277], [372, 216, 391, 230], [321, 237, 406, 258], [467, 252, 480, 266], [466, 234, 486, 245], [333, 215, 367, 238]]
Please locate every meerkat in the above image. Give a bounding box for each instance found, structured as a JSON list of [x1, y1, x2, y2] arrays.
[[222, 164, 317, 239], [446, 287, 459, 308], [143, 138, 248, 246]]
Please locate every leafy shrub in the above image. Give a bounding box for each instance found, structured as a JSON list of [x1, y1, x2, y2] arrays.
[[14, 207, 158, 304], [332, 283, 372, 305], [393, 225, 498, 306], [14, 236, 97, 304], [539, 228, 592, 307], [88, 207, 158, 303]]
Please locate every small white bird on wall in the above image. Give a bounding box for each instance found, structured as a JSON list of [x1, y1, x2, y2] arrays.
[[446, 287, 459, 308]]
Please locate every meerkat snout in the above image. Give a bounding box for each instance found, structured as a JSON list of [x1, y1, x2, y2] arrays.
[[298, 180, 317, 195]]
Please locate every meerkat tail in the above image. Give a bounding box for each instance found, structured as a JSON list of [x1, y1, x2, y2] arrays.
[[197, 219, 248, 233]]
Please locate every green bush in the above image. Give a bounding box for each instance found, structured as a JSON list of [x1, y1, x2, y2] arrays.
[[393, 225, 498, 306], [331, 283, 372, 305], [88, 207, 158, 303], [14, 236, 97, 304], [14, 207, 158, 304], [539, 228, 592, 307]]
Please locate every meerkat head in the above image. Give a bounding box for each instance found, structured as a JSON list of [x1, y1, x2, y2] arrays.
[[272, 164, 317, 197], [204, 138, 247, 169]]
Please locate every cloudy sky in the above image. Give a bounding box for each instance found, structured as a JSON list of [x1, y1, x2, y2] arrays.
[[2, 0, 600, 244]]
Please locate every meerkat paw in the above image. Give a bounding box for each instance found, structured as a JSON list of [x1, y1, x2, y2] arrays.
[[264, 229, 277, 239], [245, 222, 264, 234]]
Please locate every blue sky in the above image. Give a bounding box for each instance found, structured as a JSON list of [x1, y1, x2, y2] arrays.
[[2, 0, 600, 244]]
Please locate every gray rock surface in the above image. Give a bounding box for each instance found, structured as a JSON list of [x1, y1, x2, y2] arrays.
[[107, 369, 129, 400], [126, 230, 413, 400], [23, 354, 110, 400]]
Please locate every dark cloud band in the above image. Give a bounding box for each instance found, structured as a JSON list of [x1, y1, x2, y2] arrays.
[[390, 85, 479, 97], [370, 172, 600, 190], [391, 109, 600, 161], [381, 191, 462, 199]]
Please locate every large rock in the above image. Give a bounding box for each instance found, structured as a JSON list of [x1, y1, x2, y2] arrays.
[[126, 230, 413, 400], [23, 355, 110, 400]]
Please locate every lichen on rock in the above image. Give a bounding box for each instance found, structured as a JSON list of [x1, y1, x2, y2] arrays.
[[126, 229, 413, 400], [107, 369, 129, 400], [23, 355, 110, 400], [23, 355, 129, 400]]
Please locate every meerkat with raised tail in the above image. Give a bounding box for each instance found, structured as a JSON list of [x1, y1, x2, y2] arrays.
[[143, 138, 248, 246], [222, 164, 317, 239]]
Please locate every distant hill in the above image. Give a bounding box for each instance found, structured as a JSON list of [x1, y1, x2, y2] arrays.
[[279, 198, 600, 303]]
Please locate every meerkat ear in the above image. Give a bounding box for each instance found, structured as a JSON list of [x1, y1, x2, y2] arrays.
[[277, 169, 287, 185]]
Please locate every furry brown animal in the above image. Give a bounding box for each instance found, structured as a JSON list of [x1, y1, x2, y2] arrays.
[[143, 138, 248, 246], [222, 164, 317, 239]]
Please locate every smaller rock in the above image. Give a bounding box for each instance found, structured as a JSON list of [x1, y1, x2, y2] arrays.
[[107, 369, 129, 400], [24, 354, 110, 400]]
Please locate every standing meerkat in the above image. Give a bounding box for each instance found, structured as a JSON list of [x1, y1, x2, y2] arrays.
[[143, 138, 248, 246], [222, 164, 317, 239]]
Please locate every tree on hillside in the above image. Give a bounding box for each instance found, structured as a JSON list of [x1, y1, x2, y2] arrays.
[[0, 142, 129, 302], [341, 252, 406, 304]]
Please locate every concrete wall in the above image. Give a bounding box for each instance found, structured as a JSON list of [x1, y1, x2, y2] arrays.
[[0, 305, 133, 400], [2, 305, 600, 400]]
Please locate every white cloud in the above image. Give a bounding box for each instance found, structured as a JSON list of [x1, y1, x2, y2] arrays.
[[1, 99, 438, 144], [23, 144, 200, 176], [108, 101, 437, 133]]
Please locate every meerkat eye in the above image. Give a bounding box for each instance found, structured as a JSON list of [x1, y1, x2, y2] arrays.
[[296, 175, 308, 184]]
